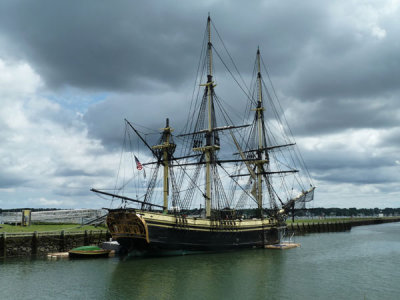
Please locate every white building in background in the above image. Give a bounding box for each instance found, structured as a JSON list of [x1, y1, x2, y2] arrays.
[[0, 209, 107, 224]]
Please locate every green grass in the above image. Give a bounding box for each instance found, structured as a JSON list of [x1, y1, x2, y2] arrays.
[[0, 223, 107, 233]]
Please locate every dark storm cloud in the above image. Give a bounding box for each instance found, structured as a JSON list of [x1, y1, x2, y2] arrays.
[[304, 150, 393, 172], [316, 166, 400, 185], [0, 0, 331, 93], [0, 0, 203, 91], [290, 41, 400, 101], [0, 173, 28, 188], [83, 91, 191, 148], [1, 0, 398, 108], [5, 0, 398, 140], [288, 96, 400, 136], [53, 168, 92, 177], [377, 127, 400, 148]]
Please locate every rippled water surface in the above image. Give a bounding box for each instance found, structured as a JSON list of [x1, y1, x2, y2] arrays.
[[1, 222, 399, 299]]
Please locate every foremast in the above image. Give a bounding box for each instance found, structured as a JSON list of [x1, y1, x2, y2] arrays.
[[152, 118, 175, 213]]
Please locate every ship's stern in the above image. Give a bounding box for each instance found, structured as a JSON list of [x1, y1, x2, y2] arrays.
[[106, 209, 149, 252]]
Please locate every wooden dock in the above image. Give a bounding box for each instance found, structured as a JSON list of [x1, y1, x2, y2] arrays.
[[265, 243, 301, 250], [47, 252, 69, 259]]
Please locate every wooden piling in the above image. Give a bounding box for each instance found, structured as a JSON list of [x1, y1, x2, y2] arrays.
[[2, 232, 6, 258], [60, 230, 65, 252], [32, 231, 38, 256]]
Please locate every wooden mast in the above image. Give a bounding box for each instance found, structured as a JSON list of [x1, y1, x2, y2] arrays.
[[205, 15, 214, 218], [194, 15, 219, 218], [152, 118, 174, 213], [256, 48, 265, 214]]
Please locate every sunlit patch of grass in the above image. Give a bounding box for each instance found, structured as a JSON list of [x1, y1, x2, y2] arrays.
[[0, 223, 107, 233]]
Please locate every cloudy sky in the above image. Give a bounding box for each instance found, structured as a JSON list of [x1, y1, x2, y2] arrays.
[[0, 0, 399, 209]]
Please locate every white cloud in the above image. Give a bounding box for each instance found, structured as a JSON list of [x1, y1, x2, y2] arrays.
[[335, 0, 399, 40], [37, 197, 69, 207], [371, 26, 386, 39], [295, 126, 400, 208], [313, 181, 400, 208], [0, 59, 118, 208], [0, 60, 42, 97], [298, 128, 383, 154]]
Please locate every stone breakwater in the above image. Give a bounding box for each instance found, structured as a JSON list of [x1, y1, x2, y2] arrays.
[[286, 217, 400, 234], [0, 230, 110, 258]]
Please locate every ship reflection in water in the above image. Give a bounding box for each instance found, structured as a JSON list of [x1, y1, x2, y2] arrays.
[[108, 249, 285, 299], [105, 223, 400, 300]]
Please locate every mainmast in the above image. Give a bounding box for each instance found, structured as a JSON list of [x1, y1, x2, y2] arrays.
[[255, 48, 264, 213], [248, 47, 268, 216], [193, 15, 219, 218]]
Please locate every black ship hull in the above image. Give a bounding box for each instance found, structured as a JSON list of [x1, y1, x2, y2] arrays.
[[107, 209, 284, 255]]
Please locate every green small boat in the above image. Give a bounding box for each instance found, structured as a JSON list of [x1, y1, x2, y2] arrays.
[[68, 245, 111, 258]]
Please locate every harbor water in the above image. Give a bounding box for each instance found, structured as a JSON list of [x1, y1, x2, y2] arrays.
[[1, 222, 399, 299]]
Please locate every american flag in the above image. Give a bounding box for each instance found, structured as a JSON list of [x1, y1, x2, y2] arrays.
[[134, 155, 143, 170]]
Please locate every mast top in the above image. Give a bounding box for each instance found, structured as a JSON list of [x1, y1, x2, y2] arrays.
[[206, 13, 213, 79]]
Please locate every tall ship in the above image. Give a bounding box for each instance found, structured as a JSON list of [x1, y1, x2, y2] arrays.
[[92, 16, 315, 255]]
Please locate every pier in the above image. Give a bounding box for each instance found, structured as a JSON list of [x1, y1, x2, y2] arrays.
[[286, 217, 400, 234]]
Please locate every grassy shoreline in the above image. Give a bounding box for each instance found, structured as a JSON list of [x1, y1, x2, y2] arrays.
[[0, 223, 107, 233]]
